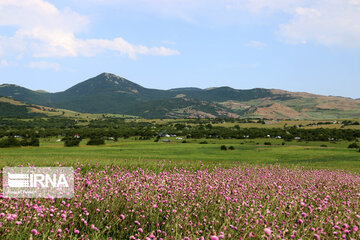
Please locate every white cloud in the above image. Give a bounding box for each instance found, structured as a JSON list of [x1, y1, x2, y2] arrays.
[[0, 0, 179, 59], [82, 0, 360, 48], [279, 1, 360, 47], [246, 41, 267, 49], [0, 60, 9, 67], [28, 61, 60, 71], [0, 59, 17, 67]]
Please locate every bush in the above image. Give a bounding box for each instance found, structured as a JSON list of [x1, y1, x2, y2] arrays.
[[228, 146, 235, 150], [348, 142, 359, 149], [87, 137, 105, 146], [182, 140, 187, 143], [199, 141, 208, 144], [281, 142, 285, 146], [220, 145, 227, 150], [264, 142, 272, 146], [20, 137, 40, 147], [0, 137, 21, 148], [64, 138, 81, 147], [320, 145, 327, 147]]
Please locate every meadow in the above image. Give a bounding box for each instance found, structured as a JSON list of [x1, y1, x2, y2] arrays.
[[1, 125, 360, 239], [0, 137, 360, 171]]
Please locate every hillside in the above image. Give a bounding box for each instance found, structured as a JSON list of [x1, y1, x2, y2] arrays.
[[0, 96, 48, 118], [0, 73, 359, 119]]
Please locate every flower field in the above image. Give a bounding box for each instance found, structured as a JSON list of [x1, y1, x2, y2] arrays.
[[1, 164, 360, 239]]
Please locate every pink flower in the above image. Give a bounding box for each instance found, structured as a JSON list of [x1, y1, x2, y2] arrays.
[[31, 229, 39, 236], [264, 227, 272, 236], [353, 226, 358, 232], [138, 228, 143, 233], [74, 229, 80, 234], [210, 236, 219, 240], [120, 214, 125, 220]]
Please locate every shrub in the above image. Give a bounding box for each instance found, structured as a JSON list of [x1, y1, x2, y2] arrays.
[[0, 137, 21, 148], [199, 141, 208, 144], [281, 142, 285, 146], [264, 142, 272, 146], [220, 145, 227, 150], [228, 146, 235, 150], [182, 140, 187, 143], [64, 138, 81, 147], [20, 137, 40, 147], [348, 142, 359, 149], [87, 137, 105, 146], [320, 145, 327, 147]]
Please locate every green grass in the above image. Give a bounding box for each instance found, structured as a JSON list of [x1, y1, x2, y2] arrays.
[[1, 137, 359, 172]]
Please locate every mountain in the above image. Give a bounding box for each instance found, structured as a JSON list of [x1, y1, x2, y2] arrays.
[[1, 72, 359, 119]]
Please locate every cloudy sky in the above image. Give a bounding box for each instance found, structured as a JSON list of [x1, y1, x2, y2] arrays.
[[0, 0, 359, 98]]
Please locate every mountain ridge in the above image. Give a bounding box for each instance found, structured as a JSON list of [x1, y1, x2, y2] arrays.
[[0, 72, 359, 119]]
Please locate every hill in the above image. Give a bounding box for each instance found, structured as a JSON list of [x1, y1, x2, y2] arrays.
[[0, 96, 48, 118], [0, 73, 359, 119]]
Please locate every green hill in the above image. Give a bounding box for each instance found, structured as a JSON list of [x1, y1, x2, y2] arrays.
[[0, 73, 359, 119], [0, 96, 47, 118]]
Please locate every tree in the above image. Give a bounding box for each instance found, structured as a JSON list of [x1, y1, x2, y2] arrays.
[[64, 138, 81, 147], [87, 137, 105, 146], [348, 142, 359, 149]]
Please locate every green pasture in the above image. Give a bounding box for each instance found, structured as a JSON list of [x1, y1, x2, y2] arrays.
[[1, 137, 359, 172]]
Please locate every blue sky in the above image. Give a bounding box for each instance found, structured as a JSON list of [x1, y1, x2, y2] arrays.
[[0, 0, 359, 98]]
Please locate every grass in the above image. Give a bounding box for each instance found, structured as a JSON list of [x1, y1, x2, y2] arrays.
[[1, 137, 359, 172]]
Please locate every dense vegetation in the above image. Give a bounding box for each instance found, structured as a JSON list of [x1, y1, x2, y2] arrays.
[[1, 118, 360, 144], [0, 136, 39, 148], [0, 101, 46, 118]]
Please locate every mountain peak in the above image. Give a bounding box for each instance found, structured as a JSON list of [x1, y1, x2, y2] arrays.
[[96, 72, 129, 82], [62, 72, 144, 96]]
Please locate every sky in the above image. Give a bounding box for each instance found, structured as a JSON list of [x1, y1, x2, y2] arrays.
[[0, 0, 359, 98]]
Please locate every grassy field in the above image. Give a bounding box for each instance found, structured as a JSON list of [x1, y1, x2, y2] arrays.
[[1, 133, 360, 239], [1, 137, 359, 172]]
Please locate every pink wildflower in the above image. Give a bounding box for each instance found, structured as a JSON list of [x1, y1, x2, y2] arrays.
[[264, 227, 272, 236]]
